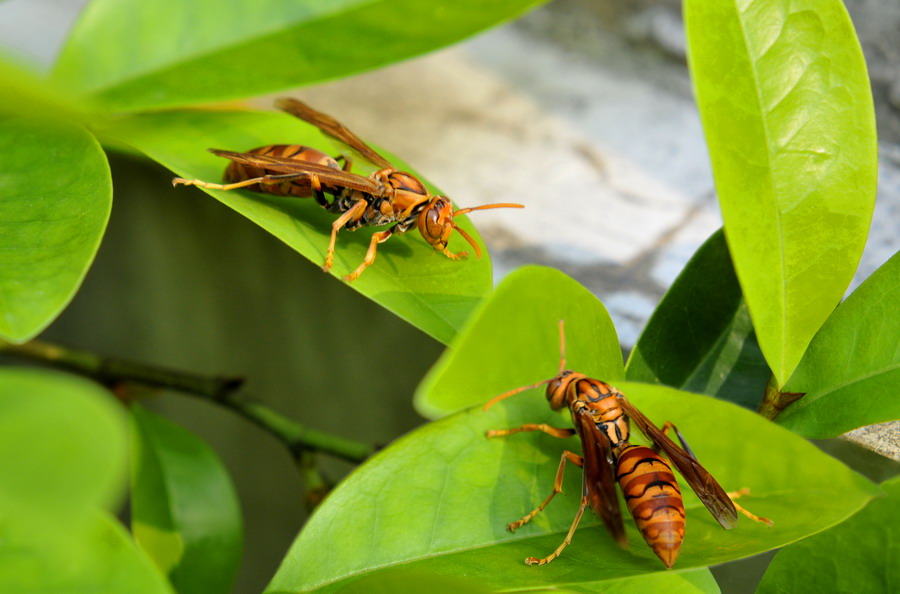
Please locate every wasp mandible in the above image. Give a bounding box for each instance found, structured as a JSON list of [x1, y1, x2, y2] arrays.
[[173, 99, 523, 282], [484, 321, 771, 568]]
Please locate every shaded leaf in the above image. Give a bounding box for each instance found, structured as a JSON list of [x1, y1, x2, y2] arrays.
[[756, 475, 900, 594], [109, 107, 497, 344], [626, 229, 769, 409], [0, 117, 111, 342], [268, 383, 878, 592], [52, 0, 548, 112], [778, 251, 900, 437], [0, 368, 171, 594], [131, 405, 243, 594], [685, 0, 877, 385], [414, 266, 623, 418]]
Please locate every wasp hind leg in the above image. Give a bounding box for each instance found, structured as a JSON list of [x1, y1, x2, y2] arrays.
[[726, 488, 774, 525], [173, 172, 316, 192], [660, 422, 773, 526]]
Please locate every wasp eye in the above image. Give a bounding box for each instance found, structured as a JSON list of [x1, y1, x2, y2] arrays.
[[425, 208, 442, 237]]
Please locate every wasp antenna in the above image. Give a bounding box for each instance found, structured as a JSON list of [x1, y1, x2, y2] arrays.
[[453, 202, 524, 217], [557, 320, 567, 373], [483, 379, 553, 411], [449, 221, 482, 258]]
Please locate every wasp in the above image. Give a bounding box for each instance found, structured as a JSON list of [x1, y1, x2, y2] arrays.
[[483, 321, 770, 568], [173, 99, 523, 281]]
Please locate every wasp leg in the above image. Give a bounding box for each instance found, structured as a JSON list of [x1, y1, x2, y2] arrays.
[[337, 154, 353, 171], [486, 424, 576, 440], [173, 172, 315, 192], [659, 421, 697, 459], [440, 246, 469, 261], [726, 488, 774, 525], [510, 450, 583, 536], [525, 466, 590, 565], [343, 225, 398, 282], [324, 199, 367, 274]]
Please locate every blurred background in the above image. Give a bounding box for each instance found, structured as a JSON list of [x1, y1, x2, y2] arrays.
[[2, 0, 898, 591]]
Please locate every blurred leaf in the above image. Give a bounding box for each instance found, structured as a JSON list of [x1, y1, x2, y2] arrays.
[[626, 229, 769, 409], [0, 117, 111, 342], [131, 405, 243, 594], [52, 0, 548, 112], [414, 266, 623, 418], [0, 54, 88, 121], [0, 368, 171, 593], [777, 252, 900, 437], [0, 368, 126, 514], [757, 475, 900, 594], [109, 107, 496, 344], [685, 0, 877, 385], [267, 383, 878, 592]]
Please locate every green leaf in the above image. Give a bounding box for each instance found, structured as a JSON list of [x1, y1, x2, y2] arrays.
[[288, 566, 722, 594], [777, 252, 900, 437], [131, 405, 243, 594], [109, 108, 496, 344], [757, 475, 900, 594], [685, 0, 877, 385], [52, 0, 548, 112], [414, 266, 624, 418], [267, 383, 878, 592], [626, 229, 769, 409], [0, 54, 88, 121], [0, 117, 111, 342], [0, 368, 126, 514], [0, 368, 171, 594]]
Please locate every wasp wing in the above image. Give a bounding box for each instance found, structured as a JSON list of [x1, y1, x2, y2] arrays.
[[209, 149, 385, 195], [275, 98, 394, 170], [573, 406, 627, 547], [616, 394, 738, 530]]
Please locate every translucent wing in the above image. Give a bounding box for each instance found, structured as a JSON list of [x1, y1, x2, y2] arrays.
[[574, 406, 627, 546], [209, 148, 384, 195], [276, 98, 394, 170], [616, 395, 738, 529]]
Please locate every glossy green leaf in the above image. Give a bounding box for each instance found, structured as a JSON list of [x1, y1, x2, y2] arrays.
[[268, 383, 878, 592], [131, 405, 243, 594], [0, 117, 111, 342], [757, 474, 900, 594], [109, 108, 496, 344], [685, 0, 877, 386], [777, 252, 900, 437], [626, 229, 769, 409], [414, 266, 624, 418], [0, 368, 171, 594], [287, 566, 722, 594], [52, 0, 548, 112]]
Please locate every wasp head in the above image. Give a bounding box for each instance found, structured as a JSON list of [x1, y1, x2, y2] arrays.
[[417, 197, 524, 258]]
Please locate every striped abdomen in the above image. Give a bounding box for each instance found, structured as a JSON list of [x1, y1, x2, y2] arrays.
[[616, 444, 686, 568], [224, 144, 341, 196]]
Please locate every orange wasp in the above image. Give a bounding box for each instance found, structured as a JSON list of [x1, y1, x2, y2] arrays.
[[484, 321, 770, 568], [173, 98, 523, 281]]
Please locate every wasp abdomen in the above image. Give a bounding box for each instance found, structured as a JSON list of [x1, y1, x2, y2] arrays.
[[616, 444, 686, 568], [224, 144, 341, 196]]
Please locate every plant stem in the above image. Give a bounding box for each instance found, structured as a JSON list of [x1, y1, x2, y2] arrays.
[[757, 374, 805, 420], [0, 338, 374, 464]]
